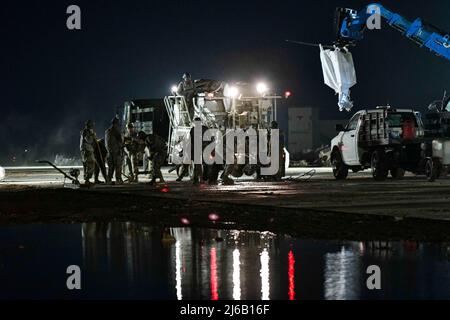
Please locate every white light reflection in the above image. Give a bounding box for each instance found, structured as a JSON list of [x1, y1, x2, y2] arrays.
[[260, 248, 270, 300], [233, 249, 241, 300], [324, 246, 360, 300], [175, 241, 183, 300], [0, 166, 5, 181]]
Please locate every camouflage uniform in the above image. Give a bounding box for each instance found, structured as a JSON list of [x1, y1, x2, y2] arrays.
[[146, 134, 167, 183], [105, 118, 124, 184], [221, 132, 237, 185], [177, 73, 196, 124], [94, 138, 108, 183], [189, 120, 209, 185], [80, 121, 97, 184], [125, 127, 146, 182]]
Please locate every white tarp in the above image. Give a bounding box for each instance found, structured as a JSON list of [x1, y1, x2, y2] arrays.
[[320, 45, 357, 112]]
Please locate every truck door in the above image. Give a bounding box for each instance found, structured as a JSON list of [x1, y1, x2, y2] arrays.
[[341, 113, 360, 165]]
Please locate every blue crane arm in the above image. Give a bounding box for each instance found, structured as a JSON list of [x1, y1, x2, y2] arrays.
[[336, 3, 450, 60]]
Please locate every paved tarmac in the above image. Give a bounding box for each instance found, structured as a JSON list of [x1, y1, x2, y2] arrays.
[[2, 166, 449, 221]]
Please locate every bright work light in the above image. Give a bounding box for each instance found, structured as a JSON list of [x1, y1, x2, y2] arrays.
[[256, 82, 268, 94]]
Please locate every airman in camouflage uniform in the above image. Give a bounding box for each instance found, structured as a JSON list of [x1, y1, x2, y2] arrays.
[[80, 120, 97, 185], [124, 123, 147, 183], [105, 117, 124, 184], [146, 134, 167, 184], [177, 72, 196, 124]]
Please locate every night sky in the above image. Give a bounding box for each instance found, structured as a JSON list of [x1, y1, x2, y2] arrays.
[[1, 0, 449, 163]]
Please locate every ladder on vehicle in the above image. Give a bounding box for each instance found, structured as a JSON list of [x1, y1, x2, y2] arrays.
[[164, 96, 192, 164], [164, 95, 222, 164]]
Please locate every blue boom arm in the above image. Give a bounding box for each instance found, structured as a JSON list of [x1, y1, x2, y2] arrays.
[[336, 3, 450, 60]]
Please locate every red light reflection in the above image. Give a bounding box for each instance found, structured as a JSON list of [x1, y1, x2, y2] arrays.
[[288, 250, 295, 300], [210, 247, 219, 300]]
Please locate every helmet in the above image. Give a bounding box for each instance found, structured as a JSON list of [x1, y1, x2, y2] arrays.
[[85, 120, 94, 129], [182, 72, 191, 81], [271, 121, 279, 129], [138, 131, 147, 140]]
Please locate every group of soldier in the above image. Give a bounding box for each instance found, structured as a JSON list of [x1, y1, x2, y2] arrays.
[[80, 116, 284, 186], [79, 72, 285, 186], [172, 118, 286, 186], [79, 117, 167, 186]]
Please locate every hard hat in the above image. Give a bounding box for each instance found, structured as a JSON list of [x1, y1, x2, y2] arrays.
[[138, 131, 147, 139], [85, 120, 94, 128]]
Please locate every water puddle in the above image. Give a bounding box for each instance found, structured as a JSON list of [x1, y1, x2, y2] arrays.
[[0, 223, 449, 299]]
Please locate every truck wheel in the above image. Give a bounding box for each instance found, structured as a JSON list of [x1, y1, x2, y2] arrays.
[[331, 151, 348, 180], [243, 164, 256, 177], [390, 167, 405, 180], [425, 158, 441, 182], [371, 150, 388, 181]]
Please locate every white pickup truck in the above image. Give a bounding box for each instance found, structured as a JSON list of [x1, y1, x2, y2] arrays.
[[331, 107, 424, 181]]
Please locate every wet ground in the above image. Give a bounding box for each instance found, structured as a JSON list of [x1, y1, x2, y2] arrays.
[[1, 167, 450, 300], [0, 222, 449, 300], [1, 167, 450, 241]]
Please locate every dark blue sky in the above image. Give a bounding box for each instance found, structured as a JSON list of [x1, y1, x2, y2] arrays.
[[1, 0, 449, 162]]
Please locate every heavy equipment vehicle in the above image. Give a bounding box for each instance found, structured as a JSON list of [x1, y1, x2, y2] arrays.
[[164, 79, 286, 180]]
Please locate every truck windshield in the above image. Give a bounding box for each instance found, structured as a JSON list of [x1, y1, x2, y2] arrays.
[[386, 112, 417, 127]]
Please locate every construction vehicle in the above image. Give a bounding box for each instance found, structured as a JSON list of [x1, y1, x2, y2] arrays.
[[331, 107, 424, 181], [316, 3, 449, 112], [117, 99, 170, 180], [329, 3, 449, 181], [164, 79, 285, 180], [419, 93, 450, 181], [334, 3, 449, 60], [120, 99, 169, 136]]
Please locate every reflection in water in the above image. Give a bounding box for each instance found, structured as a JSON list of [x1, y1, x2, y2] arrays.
[[175, 241, 182, 300], [260, 248, 270, 300], [210, 247, 219, 300], [288, 250, 295, 300], [2, 223, 450, 299], [77, 224, 450, 300], [233, 249, 241, 300], [324, 246, 360, 300]]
